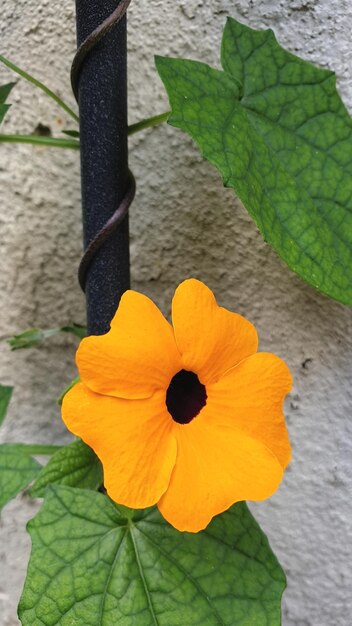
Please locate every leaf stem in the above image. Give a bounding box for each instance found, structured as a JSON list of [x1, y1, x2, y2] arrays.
[[0, 112, 170, 150], [128, 111, 170, 135], [0, 54, 79, 123], [0, 134, 80, 149]]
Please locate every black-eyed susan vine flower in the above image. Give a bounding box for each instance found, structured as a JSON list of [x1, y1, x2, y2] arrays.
[[62, 279, 292, 532]]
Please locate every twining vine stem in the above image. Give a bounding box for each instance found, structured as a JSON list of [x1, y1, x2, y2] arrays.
[[73, 0, 139, 335], [71, 0, 133, 100], [72, 0, 135, 300], [1, 4, 170, 321]]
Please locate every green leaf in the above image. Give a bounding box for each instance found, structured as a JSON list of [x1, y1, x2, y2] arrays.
[[8, 327, 60, 349], [156, 17, 352, 305], [19, 485, 285, 626], [0, 444, 41, 512], [30, 440, 103, 497], [0, 384, 13, 426], [0, 82, 15, 124], [0, 82, 16, 104], [8, 323, 86, 350]]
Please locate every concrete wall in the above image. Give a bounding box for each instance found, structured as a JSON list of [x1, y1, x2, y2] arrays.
[[0, 1, 351, 624]]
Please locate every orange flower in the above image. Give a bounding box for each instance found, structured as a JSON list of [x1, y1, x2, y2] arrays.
[[62, 279, 292, 532]]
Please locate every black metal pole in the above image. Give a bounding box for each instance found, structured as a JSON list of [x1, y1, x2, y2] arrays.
[[74, 0, 130, 335]]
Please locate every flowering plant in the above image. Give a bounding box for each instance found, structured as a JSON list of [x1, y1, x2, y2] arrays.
[[0, 8, 351, 626], [63, 278, 292, 532]]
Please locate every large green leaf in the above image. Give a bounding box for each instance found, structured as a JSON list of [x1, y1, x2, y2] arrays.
[[0, 384, 13, 426], [0, 444, 41, 512], [19, 485, 285, 625], [30, 440, 102, 497], [0, 82, 15, 124], [156, 17, 352, 305]]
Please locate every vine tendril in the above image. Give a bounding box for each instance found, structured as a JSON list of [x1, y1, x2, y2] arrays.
[[71, 0, 135, 293]]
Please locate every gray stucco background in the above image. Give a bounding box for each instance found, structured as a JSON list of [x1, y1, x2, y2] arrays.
[[0, 1, 351, 624]]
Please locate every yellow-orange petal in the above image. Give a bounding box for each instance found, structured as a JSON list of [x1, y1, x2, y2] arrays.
[[77, 290, 182, 399], [62, 382, 177, 508], [158, 419, 283, 532], [207, 352, 292, 469], [171, 279, 258, 385]]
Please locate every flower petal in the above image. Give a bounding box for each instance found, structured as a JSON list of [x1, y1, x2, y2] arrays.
[[62, 382, 177, 508], [207, 353, 292, 469], [77, 290, 182, 399], [158, 419, 283, 532], [172, 279, 258, 385]]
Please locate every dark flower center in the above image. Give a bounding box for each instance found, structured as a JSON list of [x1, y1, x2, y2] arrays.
[[166, 369, 207, 424]]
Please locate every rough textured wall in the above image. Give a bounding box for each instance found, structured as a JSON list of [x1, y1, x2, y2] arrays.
[[0, 1, 351, 625]]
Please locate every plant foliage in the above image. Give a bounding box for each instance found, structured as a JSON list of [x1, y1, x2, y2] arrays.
[[156, 18, 352, 304], [19, 486, 285, 626]]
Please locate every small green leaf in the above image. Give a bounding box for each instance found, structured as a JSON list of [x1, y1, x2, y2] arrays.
[[30, 440, 103, 497], [0, 82, 15, 124], [0, 384, 13, 426], [0, 82, 16, 104], [156, 17, 352, 305], [8, 328, 59, 349], [0, 444, 41, 512], [19, 485, 285, 625], [8, 323, 86, 350]]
